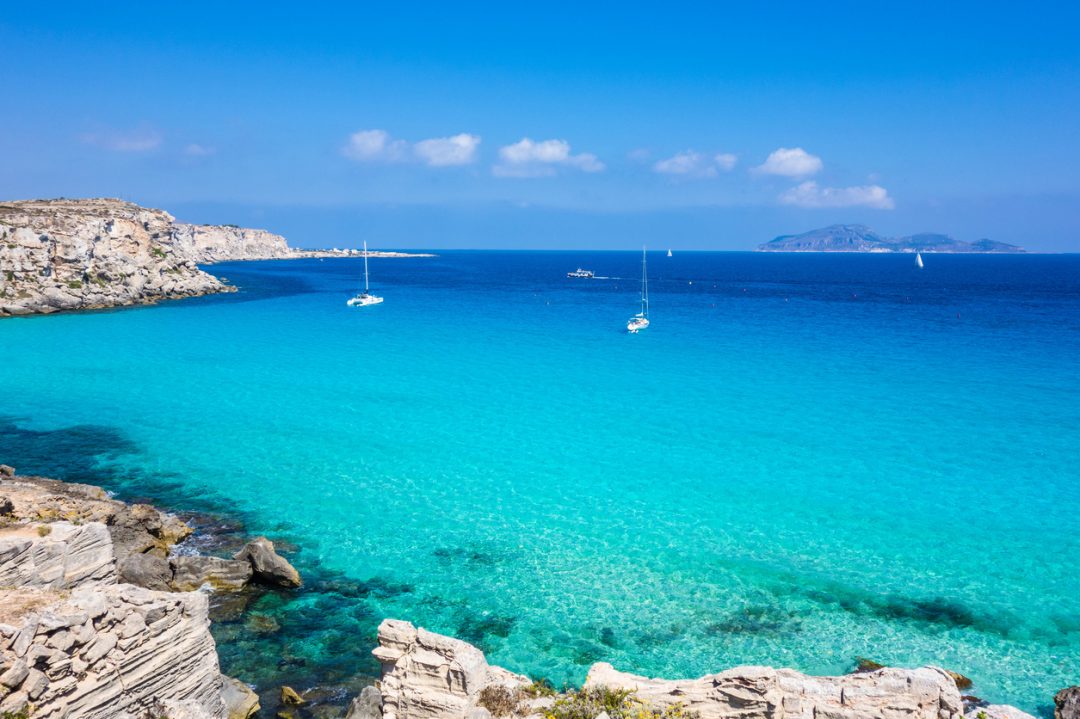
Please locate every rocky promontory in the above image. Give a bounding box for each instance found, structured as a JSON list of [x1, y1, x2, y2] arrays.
[[0, 197, 433, 317], [0, 198, 231, 316]]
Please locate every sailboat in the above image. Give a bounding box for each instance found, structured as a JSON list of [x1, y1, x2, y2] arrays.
[[627, 247, 650, 333], [347, 241, 384, 307], [915, 252, 924, 269], [667, 249, 673, 257]]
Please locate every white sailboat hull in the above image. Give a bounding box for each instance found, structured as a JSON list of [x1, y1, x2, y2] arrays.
[[348, 240, 384, 306], [627, 316, 649, 333]]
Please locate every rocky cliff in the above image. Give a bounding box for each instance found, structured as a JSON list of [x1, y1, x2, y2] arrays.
[[0, 197, 434, 317], [0, 198, 230, 316], [171, 223, 291, 263]]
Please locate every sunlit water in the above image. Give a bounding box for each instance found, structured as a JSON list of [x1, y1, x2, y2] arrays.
[[1, 252, 1078, 714]]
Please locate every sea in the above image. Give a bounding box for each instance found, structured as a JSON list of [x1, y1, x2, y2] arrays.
[[1, 251, 1078, 714]]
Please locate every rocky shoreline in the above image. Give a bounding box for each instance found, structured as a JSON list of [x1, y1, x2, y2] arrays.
[[0, 198, 432, 317], [0, 463, 1074, 719]]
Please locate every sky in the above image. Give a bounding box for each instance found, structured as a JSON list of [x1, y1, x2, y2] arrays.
[[2, 2, 1079, 250]]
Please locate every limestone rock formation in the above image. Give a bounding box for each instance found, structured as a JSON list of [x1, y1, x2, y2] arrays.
[[222, 675, 261, 719], [963, 702, 1038, 719], [0, 584, 227, 718], [374, 618, 529, 719], [346, 685, 384, 719], [1057, 687, 1080, 719], [234, 536, 302, 587], [172, 223, 291, 263], [0, 198, 230, 316], [170, 555, 254, 592], [585, 661, 963, 719], [371, 621, 1034, 719], [118, 551, 173, 591], [1, 473, 192, 563], [0, 521, 117, 589]]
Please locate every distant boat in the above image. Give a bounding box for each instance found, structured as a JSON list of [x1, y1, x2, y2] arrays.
[[567, 268, 595, 278], [667, 249, 673, 257], [627, 248, 650, 333], [915, 252, 924, 269], [347, 241, 384, 307]]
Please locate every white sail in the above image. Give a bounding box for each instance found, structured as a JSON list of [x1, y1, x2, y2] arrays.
[[667, 249, 673, 257], [916, 252, 924, 269]]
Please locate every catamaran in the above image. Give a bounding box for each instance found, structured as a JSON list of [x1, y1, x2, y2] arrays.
[[915, 252, 924, 269], [347, 241, 384, 307], [627, 247, 650, 333]]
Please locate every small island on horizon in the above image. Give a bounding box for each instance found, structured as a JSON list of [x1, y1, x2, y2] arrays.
[[758, 224, 1025, 253]]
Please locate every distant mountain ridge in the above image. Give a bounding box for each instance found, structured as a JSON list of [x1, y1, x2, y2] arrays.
[[758, 225, 1024, 253]]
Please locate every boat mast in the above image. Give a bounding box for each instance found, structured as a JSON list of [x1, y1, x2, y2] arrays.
[[641, 246, 649, 317], [363, 240, 370, 292]]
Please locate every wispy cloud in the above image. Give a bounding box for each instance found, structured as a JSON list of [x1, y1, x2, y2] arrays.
[[413, 133, 481, 166], [754, 147, 823, 177], [714, 153, 738, 171], [183, 143, 215, 157], [343, 129, 480, 166], [342, 129, 409, 162], [779, 181, 895, 209], [81, 128, 162, 152], [653, 150, 737, 177], [493, 138, 604, 178]]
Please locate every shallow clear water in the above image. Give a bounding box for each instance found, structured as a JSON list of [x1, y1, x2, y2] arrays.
[[2, 252, 1078, 713]]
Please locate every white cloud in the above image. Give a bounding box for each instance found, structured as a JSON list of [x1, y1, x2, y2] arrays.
[[81, 129, 162, 152], [779, 181, 895, 209], [184, 143, 215, 157], [754, 147, 823, 177], [342, 129, 408, 162], [493, 138, 604, 177], [653, 150, 737, 177], [715, 153, 738, 171], [413, 133, 481, 166]]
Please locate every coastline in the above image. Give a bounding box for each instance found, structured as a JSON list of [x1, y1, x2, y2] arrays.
[[0, 461, 1073, 718], [0, 198, 435, 318]]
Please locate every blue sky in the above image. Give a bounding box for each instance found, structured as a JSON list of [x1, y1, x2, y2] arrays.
[[2, 2, 1079, 250]]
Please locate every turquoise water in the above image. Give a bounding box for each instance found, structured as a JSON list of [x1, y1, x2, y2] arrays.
[[1, 252, 1078, 713]]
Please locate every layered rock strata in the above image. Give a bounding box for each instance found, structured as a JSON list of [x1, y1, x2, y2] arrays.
[[0, 585, 226, 717]]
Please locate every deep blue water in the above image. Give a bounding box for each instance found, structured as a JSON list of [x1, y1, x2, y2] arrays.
[[1, 251, 1078, 713]]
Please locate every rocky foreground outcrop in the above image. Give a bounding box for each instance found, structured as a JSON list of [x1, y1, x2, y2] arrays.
[[0, 585, 225, 717], [364, 619, 1048, 719], [0, 468, 307, 717]]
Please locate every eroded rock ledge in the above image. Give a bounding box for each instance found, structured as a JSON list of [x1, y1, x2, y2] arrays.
[[0, 467, 302, 717], [359, 619, 1050, 719]]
